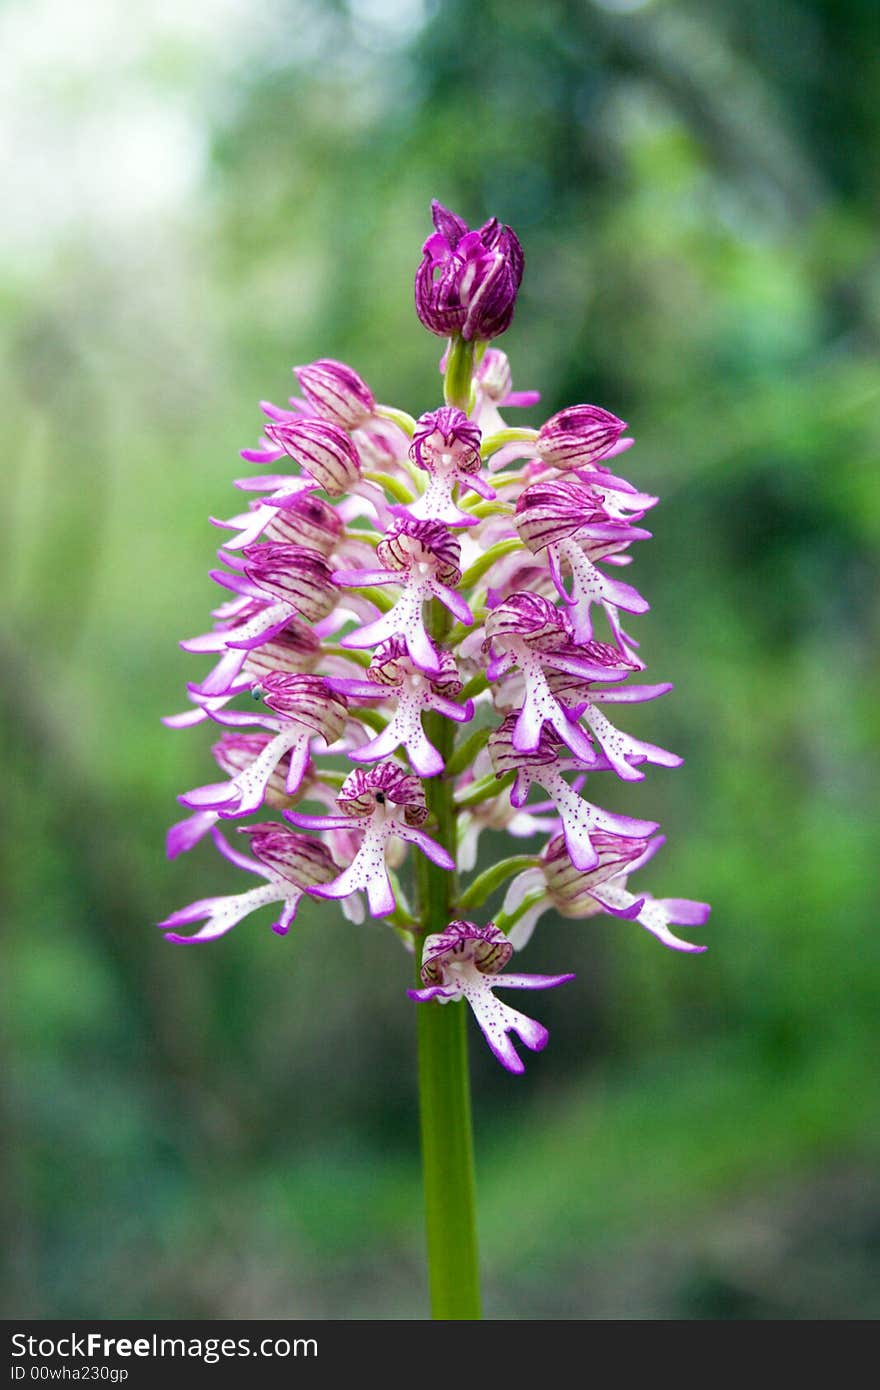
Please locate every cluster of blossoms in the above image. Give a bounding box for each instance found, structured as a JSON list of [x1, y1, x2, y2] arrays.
[[161, 200, 709, 1073]]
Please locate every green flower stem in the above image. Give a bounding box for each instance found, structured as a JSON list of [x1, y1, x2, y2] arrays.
[[321, 644, 371, 666], [460, 536, 523, 590], [464, 500, 514, 520], [445, 610, 488, 647], [493, 886, 546, 938], [415, 600, 482, 1320], [479, 426, 538, 459], [374, 403, 417, 437], [444, 335, 476, 412], [454, 769, 514, 810], [347, 585, 394, 613], [444, 723, 491, 777], [349, 706, 387, 734], [363, 469, 415, 505], [457, 854, 539, 913], [457, 670, 489, 704]]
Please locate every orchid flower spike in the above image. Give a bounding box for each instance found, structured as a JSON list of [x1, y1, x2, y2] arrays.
[[160, 196, 709, 1085]]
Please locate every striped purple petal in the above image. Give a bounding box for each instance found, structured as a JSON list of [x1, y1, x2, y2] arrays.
[[367, 637, 463, 697], [410, 407, 482, 477], [488, 713, 559, 775], [420, 920, 514, 985], [259, 673, 348, 740], [294, 358, 375, 430], [262, 418, 361, 495], [542, 831, 656, 917], [537, 405, 627, 470], [242, 544, 336, 621], [414, 202, 524, 342], [515, 478, 633, 554], [238, 824, 339, 887]]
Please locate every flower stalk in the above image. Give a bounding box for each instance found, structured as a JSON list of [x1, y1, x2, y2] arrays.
[[415, 677, 481, 1318], [443, 335, 476, 412]]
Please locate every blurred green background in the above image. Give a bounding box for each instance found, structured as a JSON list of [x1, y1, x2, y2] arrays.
[[3, 0, 879, 1320]]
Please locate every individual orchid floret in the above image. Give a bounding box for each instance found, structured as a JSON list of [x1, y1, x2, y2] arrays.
[[171, 607, 322, 718], [181, 620, 321, 722], [179, 675, 349, 818], [160, 825, 340, 943], [503, 833, 709, 954], [213, 490, 343, 555], [336, 518, 472, 675], [483, 592, 633, 763], [477, 346, 512, 403], [515, 477, 651, 645], [476, 348, 540, 411], [470, 347, 540, 437], [167, 730, 306, 857], [415, 200, 524, 342], [545, 663, 682, 782], [220, 542, 337, 630], [260, 417, 362, 496], [407, 407, 493, 526], [501, 829, 661, 948], [287, 761, 455, 918], [544, 832, 709, 950], [328, 638, 473, 777], [536, 404, 628, 471], [294, 358, 375, 430], [408, 920, 574, 1074], [488, 715, 657, 871], [180, 546, 335, 704]]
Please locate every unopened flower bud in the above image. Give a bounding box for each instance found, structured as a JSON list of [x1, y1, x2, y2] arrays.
[[415, 200, 524, 342]]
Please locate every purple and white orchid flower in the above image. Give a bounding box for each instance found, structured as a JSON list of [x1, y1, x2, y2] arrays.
[[483, 593, 636, 764], [161, 197, 710, 1101], [502, 832, 710, 955], [328, 638, 473, 777], [535, 404, 628, 471], [515, 477, 653, 646], [178, 675, 349, 818], [287, 761, 454, 918], [408, 921, 574, 1074], [406, 407, 494, 527], [293, 358, 376, 431], [335, 517, 472, 675], [160, 825, 340, 943], [489, 715, 657, 872]]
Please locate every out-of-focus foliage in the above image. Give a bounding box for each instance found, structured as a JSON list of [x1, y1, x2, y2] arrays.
[[3, 0, 878, 1318]]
